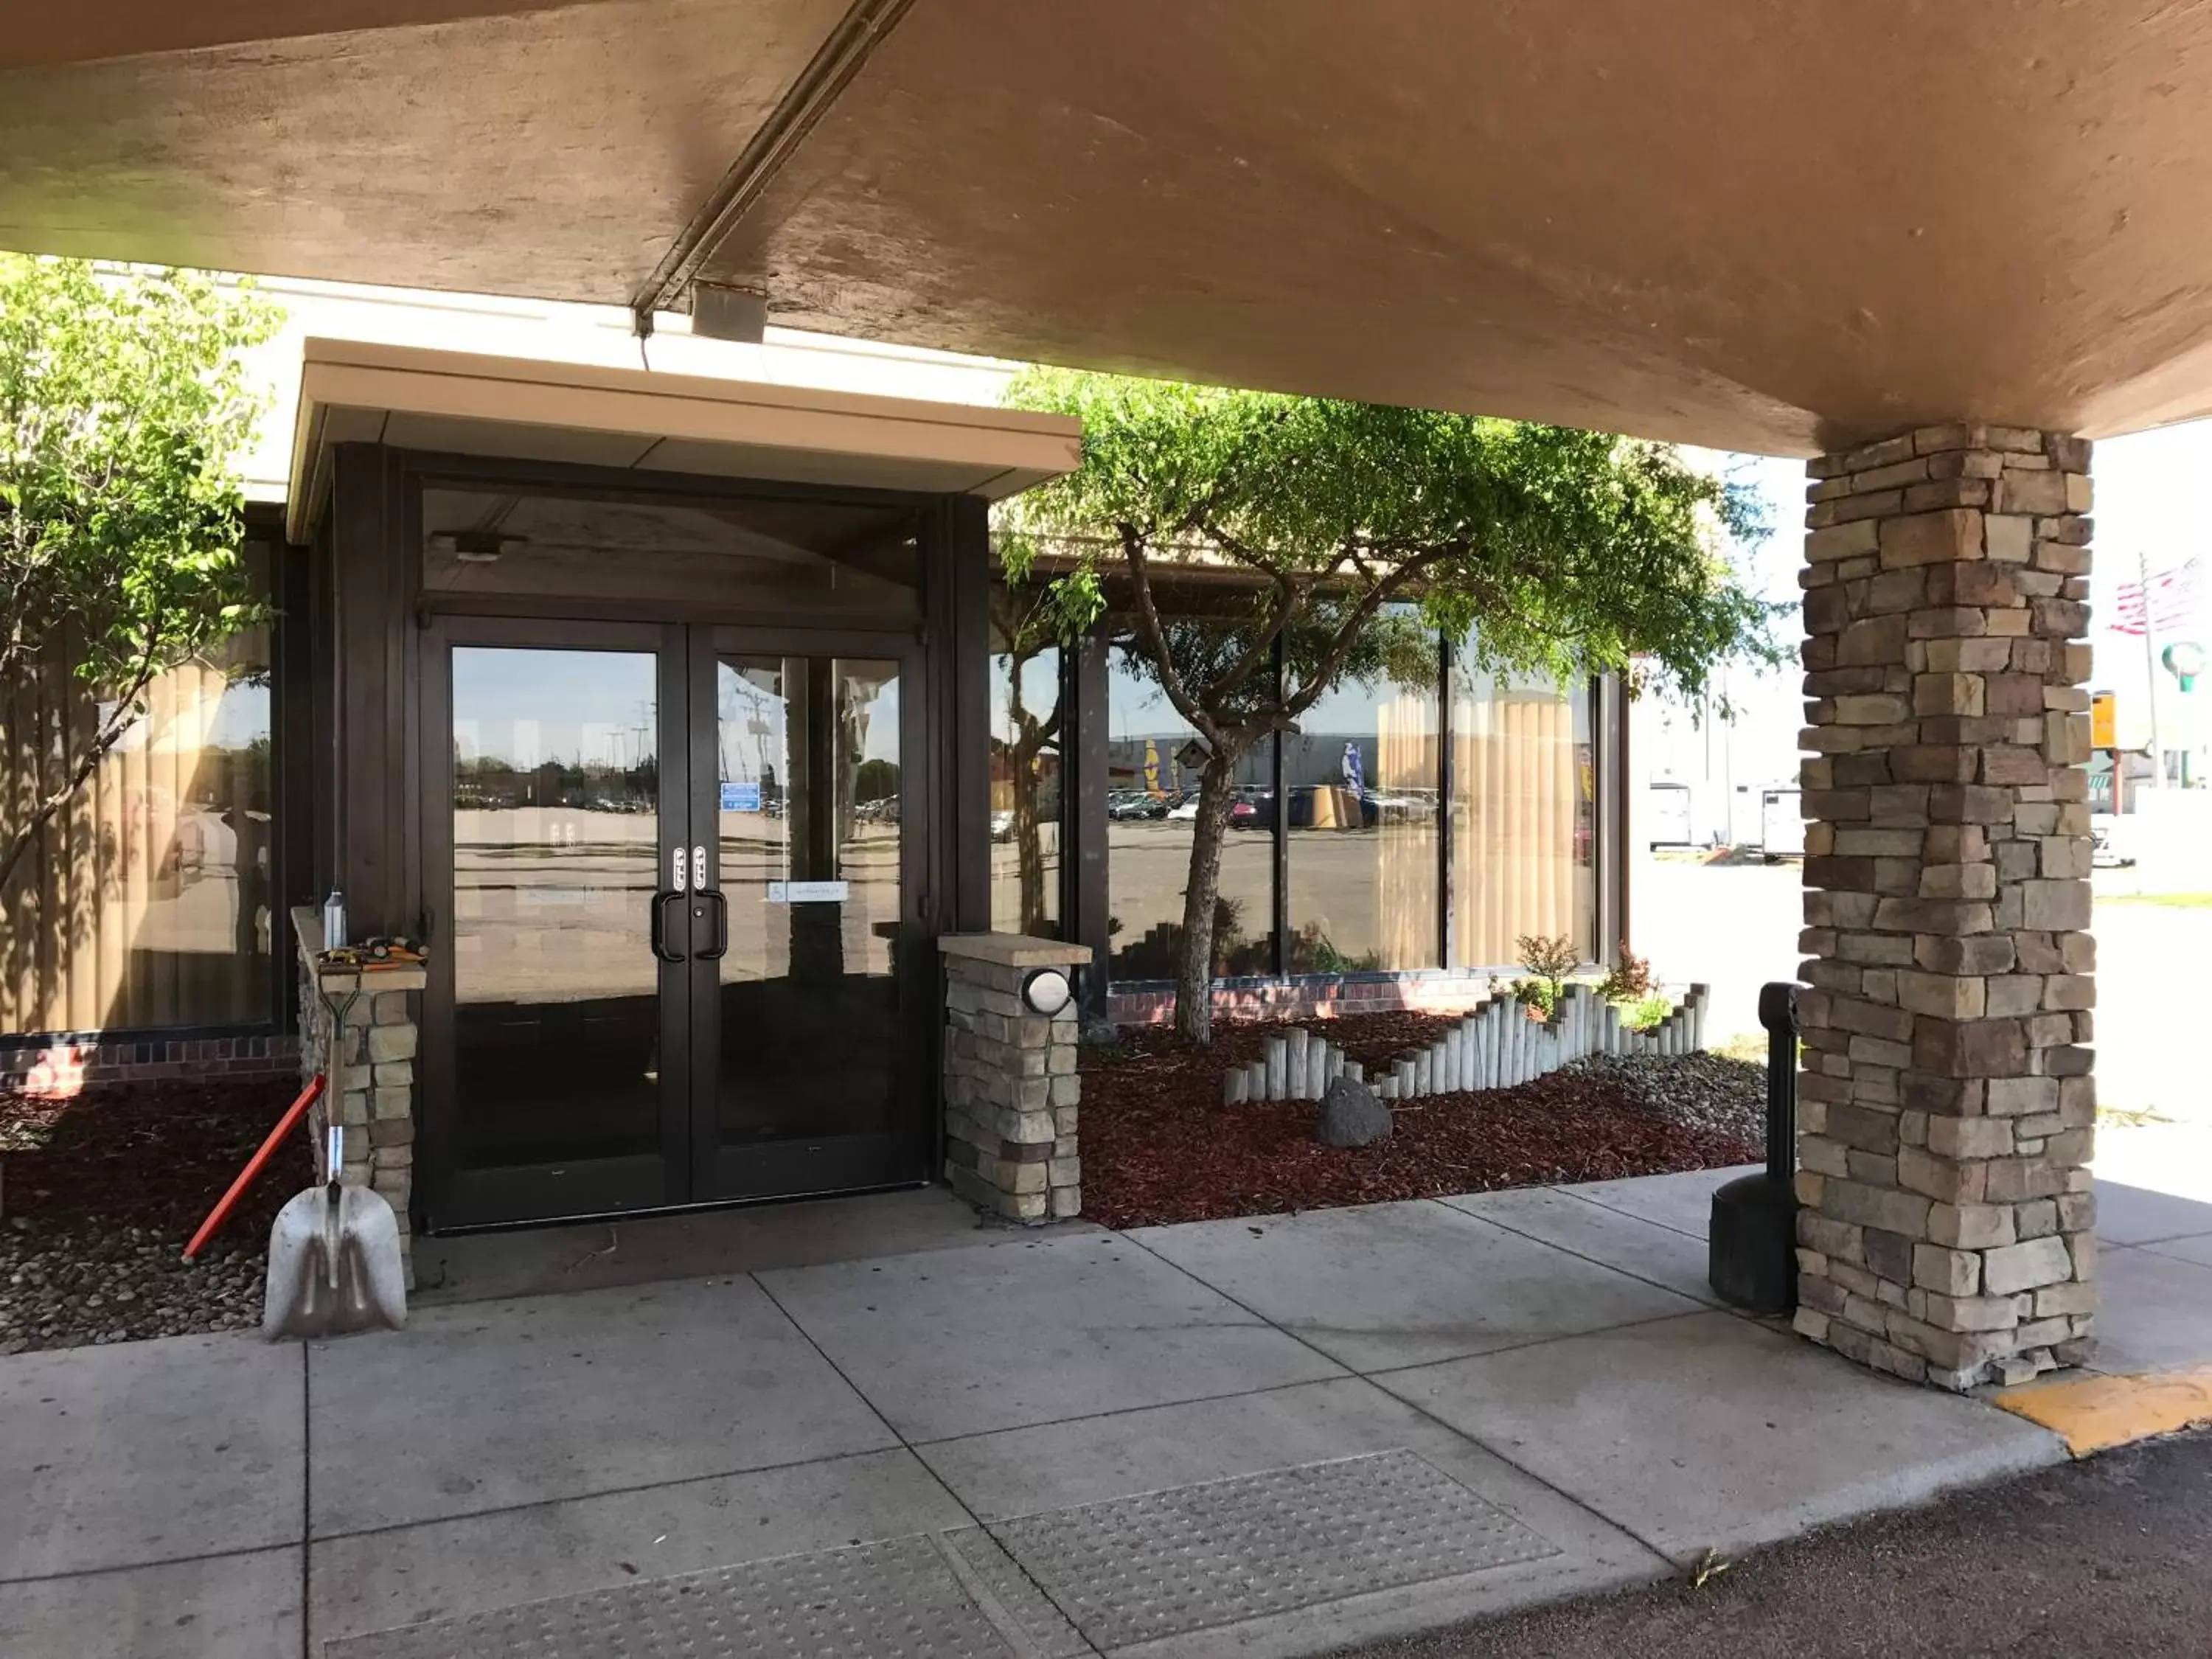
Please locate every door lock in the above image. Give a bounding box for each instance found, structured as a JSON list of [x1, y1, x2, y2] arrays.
[[691, 844, 728, 960]]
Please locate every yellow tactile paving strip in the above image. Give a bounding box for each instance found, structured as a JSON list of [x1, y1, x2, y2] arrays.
[[1993, 1367, 2212, 1456]]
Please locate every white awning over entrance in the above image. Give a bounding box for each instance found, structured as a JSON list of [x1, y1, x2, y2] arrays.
[[285, 338, 1080, 542]]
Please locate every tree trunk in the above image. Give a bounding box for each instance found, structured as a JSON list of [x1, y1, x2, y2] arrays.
[[1172, 752, 1242, 1046], [1011, 750, 1046, 935]]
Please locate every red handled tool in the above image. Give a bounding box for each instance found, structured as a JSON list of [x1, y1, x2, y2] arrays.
[[181, 1073, 325, 1262]]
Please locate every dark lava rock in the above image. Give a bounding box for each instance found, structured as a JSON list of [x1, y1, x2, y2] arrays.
[[1315, 1075, 1393, 1148]]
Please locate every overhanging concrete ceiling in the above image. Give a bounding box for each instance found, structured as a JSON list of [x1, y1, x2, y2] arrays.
[[8, 1, 2212, 455]]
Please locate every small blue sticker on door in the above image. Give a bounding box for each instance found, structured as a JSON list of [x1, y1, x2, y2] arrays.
[[720, 781, 762, 813]]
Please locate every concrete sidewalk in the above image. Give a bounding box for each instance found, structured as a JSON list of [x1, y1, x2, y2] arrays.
[[4, 1166, 2207, 1659]]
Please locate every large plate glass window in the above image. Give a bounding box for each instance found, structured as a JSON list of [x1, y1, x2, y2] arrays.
[[1452, 639, 1596, 967], [1285, 608, 1440, 972]]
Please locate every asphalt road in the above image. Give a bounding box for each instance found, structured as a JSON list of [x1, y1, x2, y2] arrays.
[[1340, 1430, 2212, 1659]]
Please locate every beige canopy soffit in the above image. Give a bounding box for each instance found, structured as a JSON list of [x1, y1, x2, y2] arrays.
[[284, 338, 1081, 543]]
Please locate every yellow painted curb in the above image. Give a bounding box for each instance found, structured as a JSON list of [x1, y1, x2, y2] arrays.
[[1993, 1366, 2212, 1456]]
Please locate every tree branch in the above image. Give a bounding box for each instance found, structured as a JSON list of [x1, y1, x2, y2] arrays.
[[1120, 526, 1222, 745], [1281, 546, 1455, 724], [0, 660, 154, 897]]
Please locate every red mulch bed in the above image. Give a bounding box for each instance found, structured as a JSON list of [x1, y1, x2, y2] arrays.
[[1081, 1012, 1759, 1229], [1, 1074, 309, 1234]]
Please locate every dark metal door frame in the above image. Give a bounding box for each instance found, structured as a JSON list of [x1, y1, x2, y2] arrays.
[[419, 614, 692, 1228], [684, 623, 934, 1203], [418, 615, 936, 1229]]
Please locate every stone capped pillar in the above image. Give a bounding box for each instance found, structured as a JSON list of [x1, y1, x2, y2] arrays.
[[939, 933, 1091, 1222], [1794, 423, 2096, 1391]]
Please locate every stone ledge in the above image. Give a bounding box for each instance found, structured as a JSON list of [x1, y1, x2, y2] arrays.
[[938, 933, 1094, 970], [290, 904, 428, 992]]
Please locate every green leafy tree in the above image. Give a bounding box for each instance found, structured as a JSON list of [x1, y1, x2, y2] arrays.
[[1, 258, 278, 891], [999, 368, 1778, 1045]]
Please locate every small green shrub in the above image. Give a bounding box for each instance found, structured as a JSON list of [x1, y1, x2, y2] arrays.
[[1512, 977, 1560, 1019], [1513, 938, 1584, 1013], [1620, 992, 1673, 1032]]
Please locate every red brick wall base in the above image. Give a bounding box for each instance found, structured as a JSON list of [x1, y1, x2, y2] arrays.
[[1, 1034, 302, 1091]]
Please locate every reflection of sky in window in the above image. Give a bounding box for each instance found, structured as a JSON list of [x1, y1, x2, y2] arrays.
[[105, 675, 270, 753], [204, 681, 270, 749], [713, 660, 900, 785], [450, 648, 900, 773], [1298, 667, 1436, 740], [1106, 653, 1187, 742], [990, 652, 1060, 730], [1105, 627, 1443, 742], [851, 673, 899, 763], [453, 648, 657, 769]]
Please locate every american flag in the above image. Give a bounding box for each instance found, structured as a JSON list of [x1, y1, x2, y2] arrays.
[[2112, 557, 2201, 638]]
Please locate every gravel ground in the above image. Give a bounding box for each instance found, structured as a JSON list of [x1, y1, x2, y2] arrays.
[[0, 1216, 267, 1352], [0, 1074, 305, 1354], [1569, 1051, 1769, 1145]]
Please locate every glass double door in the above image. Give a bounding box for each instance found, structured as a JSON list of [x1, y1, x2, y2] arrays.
[[425, 618, 928, 1227]]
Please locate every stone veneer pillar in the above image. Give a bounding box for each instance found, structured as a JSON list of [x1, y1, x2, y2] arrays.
[[292, 906, 419, 1287], [939, 934, 1091, 1222], [1793, 424, 2097, 1391]]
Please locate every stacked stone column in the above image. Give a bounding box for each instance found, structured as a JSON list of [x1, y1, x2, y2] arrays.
[[1794, 424, 2096, 1391], [939, 934, 1089, 1222]]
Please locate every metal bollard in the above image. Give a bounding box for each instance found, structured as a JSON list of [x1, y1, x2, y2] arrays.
[[1708, 982, 1800, 1314]]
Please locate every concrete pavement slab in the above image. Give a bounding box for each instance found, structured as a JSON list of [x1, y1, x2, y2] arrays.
[[2094, 1179, 2212, 1247], [323, 1531, 1049, 1659], [1130, 1200, 1700, 1372], [414, 1186, 1088, 1307], [2143, 1231, 2212, 1268], [757, 1230, 1343, 1442], [308, 1275, 895, 1536], [1548, 1165, 1756, 1238], [0, 1332, 302, 1579], [1373, 1309, 2065, 1563], [2083, 1246, 2212, 1374], [0, 1546, 300, 1659], [916, 1377, 1667, 1659], [1439, 1187, 1725, 1307], [308, 1447, 973, 1649]]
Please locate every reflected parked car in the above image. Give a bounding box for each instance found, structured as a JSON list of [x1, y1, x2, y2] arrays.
[[1228, 789, 1275, 829], [1106, 787, 1177, 823], [1107, 791, 1168, 820]]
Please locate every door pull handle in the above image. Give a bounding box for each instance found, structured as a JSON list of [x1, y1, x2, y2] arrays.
[[651, 846, 689, 963], [696, 888, 728, 960], [650, 891, 689, 963]]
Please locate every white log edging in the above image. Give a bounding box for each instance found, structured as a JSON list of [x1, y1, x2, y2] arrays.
[[1217, 984, 1713, 1109]]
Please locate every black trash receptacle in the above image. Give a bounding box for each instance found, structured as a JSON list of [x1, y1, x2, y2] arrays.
[[1709, 982, 1799, 1315]]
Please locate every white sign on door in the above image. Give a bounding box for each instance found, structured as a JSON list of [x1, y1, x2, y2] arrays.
[[766, 880, 850, 904]]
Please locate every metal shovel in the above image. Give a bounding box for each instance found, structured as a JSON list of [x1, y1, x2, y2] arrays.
[[262, 1125, 407, 1340]]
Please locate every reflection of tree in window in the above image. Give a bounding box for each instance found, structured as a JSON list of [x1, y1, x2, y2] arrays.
[[1102, 613, 1279, 979], [1284, 605, 1440, 975], [990, 583, 1062, 937]]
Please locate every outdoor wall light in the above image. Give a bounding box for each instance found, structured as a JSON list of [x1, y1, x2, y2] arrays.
[[1021, 967, 1073, 1016]]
